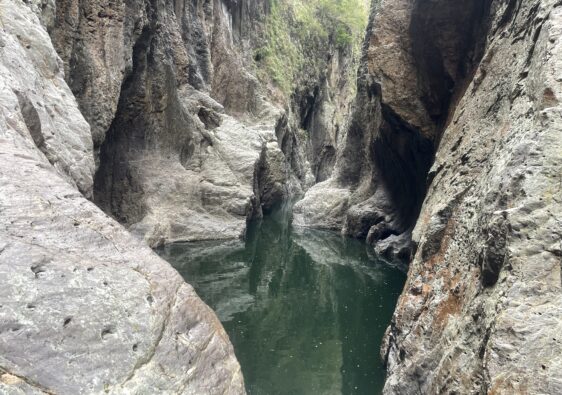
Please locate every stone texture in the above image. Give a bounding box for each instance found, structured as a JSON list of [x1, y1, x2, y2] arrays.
[[0, 0, 94, 197], [0, 1, 244, 393], [294, 0, 489, 263], [49, 0, 361, 246], [49, 0, 294, 245], [296, 0, 562, 392], [379, 0, 562, 393], [5, 0, 560, 392], [49, 0, 306, 245]]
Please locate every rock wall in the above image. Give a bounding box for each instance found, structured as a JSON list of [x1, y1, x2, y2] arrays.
[[383, 0, 562, 393], [297, 0, 562, 392], [0, 0, 362, 390], [48, 0, 361, 247], [0, 1, 243, 393], [49, 0, 286, 245], [294, 0, 490, 261], [5, 0, 558, 392]]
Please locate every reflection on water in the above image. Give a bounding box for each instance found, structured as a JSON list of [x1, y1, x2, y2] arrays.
[[157, 209, 406, 395]]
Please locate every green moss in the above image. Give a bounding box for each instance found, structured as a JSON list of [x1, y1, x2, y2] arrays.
[[254, 0, 369, 96]]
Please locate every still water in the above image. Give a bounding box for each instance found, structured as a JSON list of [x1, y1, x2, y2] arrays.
[[158, 211, 406, 395]]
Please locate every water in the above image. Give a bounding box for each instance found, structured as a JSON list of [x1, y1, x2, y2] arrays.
[[157, 210, 406, 395]]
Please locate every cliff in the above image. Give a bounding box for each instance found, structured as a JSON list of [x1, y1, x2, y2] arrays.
[[2, 0, 560, 393], [48, 0, 365, 246], [296, 0, 562, 392], [0, 1, 243, 393], [0, 0, 365, 393]]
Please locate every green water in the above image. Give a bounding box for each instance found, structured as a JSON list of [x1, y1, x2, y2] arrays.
[[158, 211, 406, 395]]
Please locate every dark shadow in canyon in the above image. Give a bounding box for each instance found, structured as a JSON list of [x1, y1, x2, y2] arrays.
[[341, 0, 493, 259]]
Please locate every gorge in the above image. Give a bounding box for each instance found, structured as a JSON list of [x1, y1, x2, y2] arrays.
[[158, 209, 406, 394], [0, 0, 561, 394]]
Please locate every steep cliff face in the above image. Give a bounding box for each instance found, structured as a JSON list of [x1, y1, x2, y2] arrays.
[[4, 0, 558, 392], [50, 0, 285, 245], [0, 1, 243, 393], [252, 0, 366, 185], [48, 0, 364, 246], [298, 0, 562, 392], [294, 0, 490, 261], [383, 0, 562, 393], [1, 0, 365, 392]]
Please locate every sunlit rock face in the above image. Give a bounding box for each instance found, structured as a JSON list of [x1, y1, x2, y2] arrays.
[[0, 1, 243, 393]]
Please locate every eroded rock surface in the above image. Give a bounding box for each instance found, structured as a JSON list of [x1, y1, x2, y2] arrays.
[[296, 0, 562, 394], [297, 0, 562, 392], [383, 0, 562, 393], [0, 1, 244, 393], [48, 0, 361, 246], [51, 0, 294, 245], [295, 0, 489, 263]]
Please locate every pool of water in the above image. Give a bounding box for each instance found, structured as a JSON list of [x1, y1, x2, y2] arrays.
[[157, 210, 406, 395]]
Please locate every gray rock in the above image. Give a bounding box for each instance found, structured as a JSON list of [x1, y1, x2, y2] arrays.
[[293, 179, 351, 230], [296, 0, 562, 392], [0, 1, 244, 393], [381, 0, 562, 393], [49, 0, 360, 246], [0, 0, 94, 198]]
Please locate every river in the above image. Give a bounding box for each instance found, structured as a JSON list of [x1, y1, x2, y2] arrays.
[[157, 209, 405, 395]]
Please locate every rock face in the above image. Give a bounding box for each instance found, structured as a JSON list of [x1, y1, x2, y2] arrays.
[[294, 0, 490, 262], [50, 0, 290, 245], [1, 0, 366, 392], [5, 0, 559, 392], [298, 0, 562, 392], [383, 0, 562, 393], [48, 0, 362, 246], [0, 1, 243, 393]]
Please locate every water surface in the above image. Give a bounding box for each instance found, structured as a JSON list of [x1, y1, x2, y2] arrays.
[[158, 212, 405, 395]]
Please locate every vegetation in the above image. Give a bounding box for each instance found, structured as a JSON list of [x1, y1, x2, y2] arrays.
[[253, 0, 369, 96]]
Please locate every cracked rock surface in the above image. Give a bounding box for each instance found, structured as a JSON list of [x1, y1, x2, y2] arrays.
[[0, 1, 244, 393]]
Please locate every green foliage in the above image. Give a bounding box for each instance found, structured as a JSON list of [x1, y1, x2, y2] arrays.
[[254, 0, 369, 96], [335, 25, 353, 48]]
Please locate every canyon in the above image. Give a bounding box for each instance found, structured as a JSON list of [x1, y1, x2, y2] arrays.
[[0, 0, 561, 394]]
